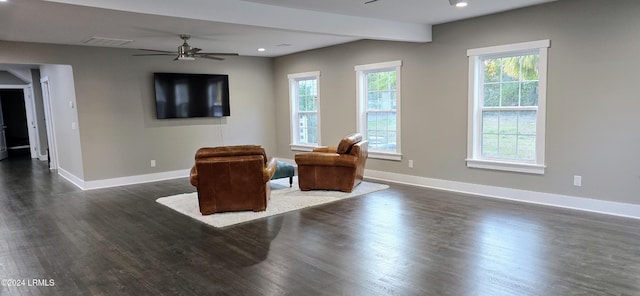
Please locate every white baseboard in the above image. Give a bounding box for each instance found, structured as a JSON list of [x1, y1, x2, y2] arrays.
[[363, 169, 640, 220], [58, 167, 86, 189], [58, 168, 190, 191], [58, 157, 640, 220], [83, 169, 191, 190]]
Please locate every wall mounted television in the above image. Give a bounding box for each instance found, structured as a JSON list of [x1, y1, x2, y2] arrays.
[[153, 72, 230, 119]]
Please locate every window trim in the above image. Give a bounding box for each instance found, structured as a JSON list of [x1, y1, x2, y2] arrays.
[[355, 60, 402, 161], [288, 71, 321, 152], [466, 40, 549, 174]]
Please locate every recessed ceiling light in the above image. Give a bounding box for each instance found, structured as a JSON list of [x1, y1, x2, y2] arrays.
[[257, 48, 266, 52], [0, 0, 9, 2], [449, 0, 468, 8]]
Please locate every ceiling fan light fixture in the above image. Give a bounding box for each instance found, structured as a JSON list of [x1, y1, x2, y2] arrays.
[[133, 34, 238, 62], [449, 0, 468, 7]]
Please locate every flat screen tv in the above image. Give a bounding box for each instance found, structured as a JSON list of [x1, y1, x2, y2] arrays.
[[153, 72, 230, 119]]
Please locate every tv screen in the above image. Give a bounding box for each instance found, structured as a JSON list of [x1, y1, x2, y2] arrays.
[[153, 73, 230, 119]]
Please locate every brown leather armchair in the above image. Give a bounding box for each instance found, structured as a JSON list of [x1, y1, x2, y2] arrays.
[[190, 145, 277, 215], [295, 133, 368, 193]]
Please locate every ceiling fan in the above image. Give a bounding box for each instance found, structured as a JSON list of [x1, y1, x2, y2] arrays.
[[133, 34, 238, 61]]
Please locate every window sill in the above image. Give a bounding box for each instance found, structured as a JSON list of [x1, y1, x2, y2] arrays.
[[369, 151, 402, 161], [290, 144, 317, 152], [466, 159, 545, 175]]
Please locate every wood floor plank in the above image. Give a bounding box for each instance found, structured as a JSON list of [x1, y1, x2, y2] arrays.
[[1, 156, 639, 295]]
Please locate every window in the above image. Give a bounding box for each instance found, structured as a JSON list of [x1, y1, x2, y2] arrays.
[[355, 60, 402, 161], [288, 71, 320, 151], [466, 40, 549, 174]]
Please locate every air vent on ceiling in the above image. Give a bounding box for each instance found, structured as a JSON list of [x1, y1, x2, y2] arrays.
[[82, 37, 133, 47]]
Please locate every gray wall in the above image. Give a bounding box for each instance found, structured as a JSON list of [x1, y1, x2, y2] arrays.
[[0, 71, 25, 84], [273, 0, 640, 204], [0, 41, 276, 181], [40, 64, 84, 178]]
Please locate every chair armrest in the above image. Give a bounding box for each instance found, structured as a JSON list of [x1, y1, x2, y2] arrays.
[[313, 146, 338, 153], [263, 157, 278, 182], [189, 165, 198, 186], [295, 152, 358, 168]]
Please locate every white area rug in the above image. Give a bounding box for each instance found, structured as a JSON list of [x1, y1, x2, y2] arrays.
[[156, 177, 389, 228]]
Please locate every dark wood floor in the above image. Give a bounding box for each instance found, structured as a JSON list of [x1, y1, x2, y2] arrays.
[[1, 156, 639, 295]]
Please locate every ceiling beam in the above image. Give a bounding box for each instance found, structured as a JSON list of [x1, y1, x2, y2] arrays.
[[44, 0, 432, 43]]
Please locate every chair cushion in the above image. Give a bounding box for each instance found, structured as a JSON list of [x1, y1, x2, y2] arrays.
[[336, 133, 363, 154], [195, 145, 267, 164]]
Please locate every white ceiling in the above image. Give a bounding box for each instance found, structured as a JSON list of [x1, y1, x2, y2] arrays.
[[0, 0, 556, 58]]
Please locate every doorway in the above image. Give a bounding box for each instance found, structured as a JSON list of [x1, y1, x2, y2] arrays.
[[0, 89, 31, 160], [0, 65, 74, 174]]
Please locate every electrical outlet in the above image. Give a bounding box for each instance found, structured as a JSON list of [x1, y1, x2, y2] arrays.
[[151, 160, 156, 168], [573, 175, 582, 187], [408, 160, 414, 168]]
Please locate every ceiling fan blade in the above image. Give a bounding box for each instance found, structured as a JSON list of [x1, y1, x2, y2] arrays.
[[196, 52, 239, 56], [132, 53, 176, 56], [198, 55, 225, 61], [134, 35, 238, 61]]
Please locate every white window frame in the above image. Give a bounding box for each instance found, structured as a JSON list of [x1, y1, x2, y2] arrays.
[[466, 40, 550, 174], [355, 60, 402, 161], [288, 71, 321, 151]]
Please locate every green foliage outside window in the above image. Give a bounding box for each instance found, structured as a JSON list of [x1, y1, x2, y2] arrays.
[[483, 54, 539, 107], [298, 79, 317, 112], [481, 54, 539, 161], [366, 70, 397, 151], [295, 78, 318, 145]]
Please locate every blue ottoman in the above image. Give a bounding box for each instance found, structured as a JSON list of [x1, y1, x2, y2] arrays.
[[271, 161, 295, 187]]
